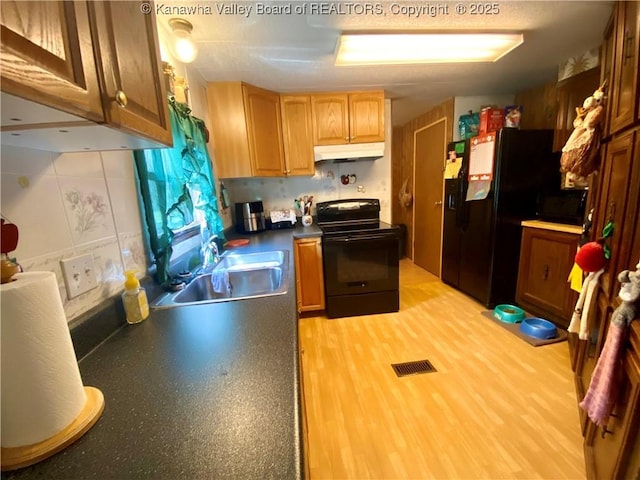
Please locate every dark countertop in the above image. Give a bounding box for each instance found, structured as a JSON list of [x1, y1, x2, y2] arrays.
[[4, 229, 307, 480]]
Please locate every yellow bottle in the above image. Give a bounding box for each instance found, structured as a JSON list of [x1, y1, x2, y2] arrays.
[[122, 270, 149, 324]]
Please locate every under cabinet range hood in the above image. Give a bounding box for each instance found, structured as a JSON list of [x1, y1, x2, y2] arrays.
[[313, 142, 385, 162]]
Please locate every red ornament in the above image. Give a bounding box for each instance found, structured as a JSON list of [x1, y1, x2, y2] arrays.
[[1, 219, 19, 255], [575, 242, 606, 272]]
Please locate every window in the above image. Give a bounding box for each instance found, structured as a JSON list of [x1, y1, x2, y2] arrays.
[[134, 99, 224, 286]]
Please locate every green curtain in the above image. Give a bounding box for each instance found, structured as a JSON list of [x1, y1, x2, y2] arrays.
[[134, 98, 225, 286]]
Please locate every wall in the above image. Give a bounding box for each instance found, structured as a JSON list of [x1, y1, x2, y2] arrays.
[[0, 34, 220, 323], [1, 146, 147, 322], [392, 98, 455, 258], [224, 100, 393, 224]]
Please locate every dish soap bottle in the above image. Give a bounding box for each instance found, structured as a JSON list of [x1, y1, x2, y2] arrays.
[[122, 270, 149, 324]]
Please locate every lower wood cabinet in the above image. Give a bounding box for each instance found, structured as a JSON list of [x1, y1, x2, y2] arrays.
[[294, 236, 325, 313], [516, 225, 580, 328], [584, 321, 640, 479]]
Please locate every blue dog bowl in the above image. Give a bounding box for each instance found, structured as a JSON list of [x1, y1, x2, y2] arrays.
[[493, 304, 526, 323], [519, 317, 557, 339]]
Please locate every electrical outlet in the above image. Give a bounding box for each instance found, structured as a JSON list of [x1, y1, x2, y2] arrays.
[[61, 254, 98, 299]]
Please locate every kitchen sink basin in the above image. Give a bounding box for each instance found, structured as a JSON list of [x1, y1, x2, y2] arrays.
[[151, 250, 289, 308]]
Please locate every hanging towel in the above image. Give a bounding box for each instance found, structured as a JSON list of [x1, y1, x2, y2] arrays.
[[211, 268, 231, 296], [568, 268, 604, 340], [579, 321, 625, 426]]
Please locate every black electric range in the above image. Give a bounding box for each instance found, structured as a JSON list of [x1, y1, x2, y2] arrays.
[[316, 199, 400, 318]]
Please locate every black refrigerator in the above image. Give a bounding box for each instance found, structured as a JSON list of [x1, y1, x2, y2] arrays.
[[441, 129, 560, 308]]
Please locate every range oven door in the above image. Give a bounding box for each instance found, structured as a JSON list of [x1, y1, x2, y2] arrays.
[[322, 232, 399, 297]]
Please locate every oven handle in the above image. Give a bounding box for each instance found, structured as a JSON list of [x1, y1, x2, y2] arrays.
[[324, 233, 397, 243]]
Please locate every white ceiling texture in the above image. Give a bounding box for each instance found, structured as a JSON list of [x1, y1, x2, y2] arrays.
[[156, 1, 614, 126]]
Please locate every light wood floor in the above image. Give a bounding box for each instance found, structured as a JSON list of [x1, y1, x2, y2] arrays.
[[299, 259, 585, 480]]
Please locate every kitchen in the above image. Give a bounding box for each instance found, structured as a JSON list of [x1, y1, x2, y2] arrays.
[[1, 1, 639, 479]]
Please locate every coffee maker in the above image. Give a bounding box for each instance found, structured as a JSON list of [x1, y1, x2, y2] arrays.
[[235, 201, 266, 233]]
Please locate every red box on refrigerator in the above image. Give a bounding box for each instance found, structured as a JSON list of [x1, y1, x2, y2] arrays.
[[479, 107, 505, 134]]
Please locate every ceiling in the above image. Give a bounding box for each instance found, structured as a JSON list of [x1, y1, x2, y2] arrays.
[[156, 1, 613, 126]]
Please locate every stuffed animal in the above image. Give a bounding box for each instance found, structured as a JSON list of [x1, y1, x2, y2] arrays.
[[612, 262, 640, 327], [560, 83, 606, 178]]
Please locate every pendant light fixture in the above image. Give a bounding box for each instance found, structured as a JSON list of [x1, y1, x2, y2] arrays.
[[168, 18, 198, 64]]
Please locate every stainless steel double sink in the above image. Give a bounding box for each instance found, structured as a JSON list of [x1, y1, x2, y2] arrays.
[[151, 250, 289, 309]]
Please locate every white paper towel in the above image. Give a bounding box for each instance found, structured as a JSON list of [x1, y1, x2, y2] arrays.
[[1, 271, 87, 447]]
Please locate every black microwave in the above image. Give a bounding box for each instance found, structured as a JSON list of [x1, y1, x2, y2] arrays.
[[536, 190, 587, 226]]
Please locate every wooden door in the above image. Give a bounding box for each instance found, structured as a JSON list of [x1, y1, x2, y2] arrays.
[[88, 0, 171, 146], [592, 130, 637, 300], [243, 84, 285, 176], [311, 94, 349, 145], [207, 82, 253, 179], [553, 68, 601, 151], [515, 228, 579, 327], [348, 92, 385, 144], [609, 0, 639, 135], [586, 348, 640, 479], [413, 119, 446, 276], [294, 237, 325, 313], [0, 1, 103, 121], [280, 95, 315, 176]]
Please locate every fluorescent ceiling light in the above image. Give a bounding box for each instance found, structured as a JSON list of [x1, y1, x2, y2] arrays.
[[335, 33, 524, 65]]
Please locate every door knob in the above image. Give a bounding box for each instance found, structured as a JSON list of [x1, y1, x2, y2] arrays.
[[115, 90, 128, 108], [434, 201, 443, 206]]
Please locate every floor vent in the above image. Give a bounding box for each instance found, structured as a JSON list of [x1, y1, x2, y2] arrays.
[[391, 359, 437, 377]]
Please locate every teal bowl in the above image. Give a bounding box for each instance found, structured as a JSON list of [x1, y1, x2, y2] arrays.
[[493, 304, 526, 323]]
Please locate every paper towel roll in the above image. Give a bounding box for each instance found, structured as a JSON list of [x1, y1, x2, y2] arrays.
[[1, 271, 87, 448]]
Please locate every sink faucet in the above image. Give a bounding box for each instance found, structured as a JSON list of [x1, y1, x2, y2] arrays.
[[201, 234, 221, 271]]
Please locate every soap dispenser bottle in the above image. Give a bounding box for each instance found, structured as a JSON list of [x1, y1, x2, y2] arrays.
[[122, 270, 149, 324]]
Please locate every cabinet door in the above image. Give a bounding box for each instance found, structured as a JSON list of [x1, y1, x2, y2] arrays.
[[88, 1, 172, 146], [242, 84, 286, 176], [553, 68, 601, 152], [349, 92, 385, 144], [515, 227, 579, 327], [280, 95, 315, 176], [586, 351, 640, 480], [207, 82, 253, 179], [0, 1, 103, 121], [294, 237, 325, 313], [592, 130, 638, 300], [575, 289, 610, 434], [600, 13, 616, 139], [311, 94, 349, 145], [609, 0, 640, 135]]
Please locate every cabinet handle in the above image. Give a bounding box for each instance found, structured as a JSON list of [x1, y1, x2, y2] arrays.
[[543, 264, 549, 280], [624, 32, 635, 66], [601, 427, 614, 439], [115, 90, 128, 108], [345, 136, 349, 142], [434, 201, 443, 207]]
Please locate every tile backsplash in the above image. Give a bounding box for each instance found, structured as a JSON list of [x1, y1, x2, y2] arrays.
[[1, 145, 147, 322], [225, 158, 392, 223]]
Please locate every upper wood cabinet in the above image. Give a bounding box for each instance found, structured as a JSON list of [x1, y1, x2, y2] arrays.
[[87, 1, 171, 146], [280, 95, 315, 176], [311, 91, 385, 145], [607, 0, 640, 136], [0, 0, 171, 150], [591, 129, 639, 301], [553, 68, 601, 152], [0, 1, 103, 122], [207, 82, 285, 178]]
